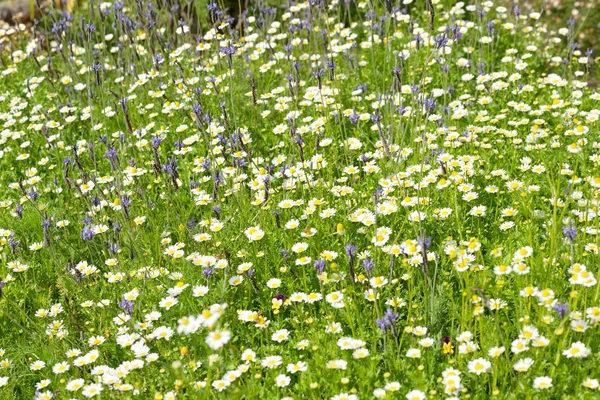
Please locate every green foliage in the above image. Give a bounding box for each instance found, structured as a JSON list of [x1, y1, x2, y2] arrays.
[[0, 0, 597, 399]]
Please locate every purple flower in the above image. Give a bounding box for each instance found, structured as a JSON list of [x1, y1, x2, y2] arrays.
[[434, 35, 448, 48], [27, 189, 39, 202], [554, 302, 568, 321], [374, 186, 383, 203], [151, 136, 162, 150], [280, 249, 290, 260], [377, 308, 399, 336], [118, 299, 134, 315], [345, 243, 357, 283], [383, 308, 398, 323], [313, 69, 324, 88], [563, 222, 577, 243], [345, 243, 357, 257], [424, 98, 437, 111], [376, 318, 390, 331], [417, 235, 432, 251], [8, 233, 20, 254], [313, 259, 326, 274], [104, 147, 118, 161], [192, 103, 202, 116], [200, 159, 211, 170], [121, 195, 132, 208], [15, 204, 23, 220], [361, 258, 374, 278], [42, 219, 51, 247], [220, 46, 235, 56], [107, 242, 119, 254], [112, 221, 122, 237], [81, 225, 95, 241]]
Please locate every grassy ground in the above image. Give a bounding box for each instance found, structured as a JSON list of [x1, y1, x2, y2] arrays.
[[0, 0, 599, 399]]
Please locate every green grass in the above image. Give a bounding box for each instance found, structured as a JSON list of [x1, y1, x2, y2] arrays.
[[0, 0, 599, 399]]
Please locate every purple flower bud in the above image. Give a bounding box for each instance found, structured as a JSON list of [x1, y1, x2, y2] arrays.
[[151, 136, 162, 150], [418, 235, 432, 250], [345, 243, 357, 257], [361, 258, 374, 278], [104, 147, 118, 160], [118, 299, 134, 314], [563, 223, 577, 243], [424, 98, 437, 111], [81, 225, 95, 241], [313, 259, 326, 274], [376, 318, 390, 331], [27, 189, 39, 202], [8, 233, 20, 253], [554, 302, 568, 320], [15, 204, 23, 220]]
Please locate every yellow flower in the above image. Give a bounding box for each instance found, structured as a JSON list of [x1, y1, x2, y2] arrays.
[[443, 342, 454, 355]]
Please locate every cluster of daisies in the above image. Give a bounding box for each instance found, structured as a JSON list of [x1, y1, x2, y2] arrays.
[[0, 0, 599, 398]]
